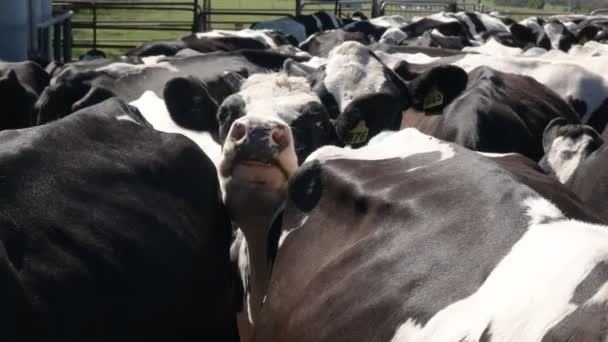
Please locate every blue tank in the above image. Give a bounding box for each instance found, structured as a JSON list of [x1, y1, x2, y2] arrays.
[[0, 0, 53, 62], [0, 1, 29, 61]]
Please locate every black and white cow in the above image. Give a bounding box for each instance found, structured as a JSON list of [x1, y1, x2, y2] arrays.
[[161, 68, 337, 340], [35, 49, 308, 125], [251, 11, 344, 44], [254, 128, 608, 342], [299, 29, 371, 57], [399, 64, 580, 161], [0, 98, 239, 341]]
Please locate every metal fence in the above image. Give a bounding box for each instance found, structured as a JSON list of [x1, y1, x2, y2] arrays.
[[380, 0, 480, 17], [52, 0, 200, 53]]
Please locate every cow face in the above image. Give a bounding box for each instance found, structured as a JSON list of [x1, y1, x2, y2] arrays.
[[164, 71, 335, 227], [539, 118, 604, 183]]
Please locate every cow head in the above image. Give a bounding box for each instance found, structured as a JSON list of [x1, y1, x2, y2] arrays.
[[34, 70, 115, 125], [539, 118, 604, 183], [164, 71, 335, 228]]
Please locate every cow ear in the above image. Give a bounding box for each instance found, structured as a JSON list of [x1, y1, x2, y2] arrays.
[[71, 86, 116, 113], [164, 76, 219, 134], [223, 70, 246, 94], [583, 125, 605, 152], [576, 26, 599, 45], [542, 117, 568, 153], [283, 59, 316, 78], [409, 65, 468, 113]]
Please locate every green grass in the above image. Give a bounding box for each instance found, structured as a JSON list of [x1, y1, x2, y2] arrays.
[[61, 0, 590, 58]]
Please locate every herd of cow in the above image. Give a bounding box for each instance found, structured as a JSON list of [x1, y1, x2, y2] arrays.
[[2, 8, 608, 341]]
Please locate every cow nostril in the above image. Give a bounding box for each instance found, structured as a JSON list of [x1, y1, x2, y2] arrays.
[[271, 128, 289, 147], [231, 122, 247, 141]]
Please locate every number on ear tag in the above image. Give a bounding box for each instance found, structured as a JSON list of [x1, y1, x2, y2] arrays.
[[345, 120, 369, 145], [423, 86, 444, 111]]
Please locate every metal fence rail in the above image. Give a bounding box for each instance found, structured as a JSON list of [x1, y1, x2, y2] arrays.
[[52, 0, 200, 53], [380, 0, 479, 17]]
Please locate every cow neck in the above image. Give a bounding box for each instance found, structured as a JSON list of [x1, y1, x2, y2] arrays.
[[238, 207, 275, 323]]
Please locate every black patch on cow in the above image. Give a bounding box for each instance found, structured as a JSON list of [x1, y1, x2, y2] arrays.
[[480, 324, 493, 342], [465, 12, 486, 35], [164, 76, 220, 136], [266, 206, 285, 268], [568, 97, 587, 118], [288, 160, 323, 213], [71, 86, 116, 113], [182, 35, 269, 53], [127, 39, 186, 57], [572, 262, 608, 305], [315, 11, 338, 31], [541, 302, 608, 342]]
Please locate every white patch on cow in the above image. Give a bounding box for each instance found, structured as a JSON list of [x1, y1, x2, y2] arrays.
[[239, 72, 321, 123], [324, 41, 394, 112], [96, 61, 178, 77], [277, 215, 309, 249], [477, 151, 518, 158], [390, 318, 424, 342], [370, 15, 409, 28], [391, 196, 608, 342], [141, 55, 167, 65], [116, 114, 140, 125], [307, 128, 455, 166], [195, 29, 278, 48], [463, 38, 523, 56], [380, 28, 408, 45], [303, 56, 327, 69], [546, 135, 594, 183], [478, 13, 509, 33], [129, 91, 222, 166], [298, 31, 322, 48], [375, 51, 439, 68], [521, 47, 548, 57]]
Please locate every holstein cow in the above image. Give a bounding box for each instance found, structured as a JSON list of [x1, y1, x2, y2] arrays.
[[161, 69, 337, 340], [254, 128, 608, 342], [127, 29, 301, 58], [251, 11, 344, 44], [539, 119, 608, 223], [35, 49, 308, 126], [0, 98, 239, 341], [399, 64, 580, 161], [446, 52, 608, 126]]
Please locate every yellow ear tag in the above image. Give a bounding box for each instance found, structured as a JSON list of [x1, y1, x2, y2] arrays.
[[345, 120, 369, 145], [423, 86, 444, 112]]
